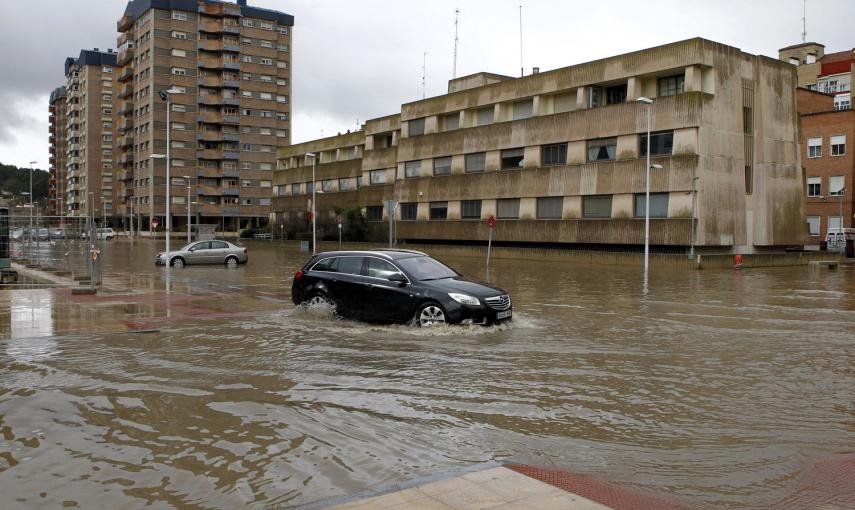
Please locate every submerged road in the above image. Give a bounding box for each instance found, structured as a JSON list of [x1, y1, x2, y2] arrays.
[[1, 239, 854, 509]]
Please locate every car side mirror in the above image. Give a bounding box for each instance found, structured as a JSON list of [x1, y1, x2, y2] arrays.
[[388, 273, 407, 285]]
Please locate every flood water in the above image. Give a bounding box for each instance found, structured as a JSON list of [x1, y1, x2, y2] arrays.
[[1, 240, 854, 509]]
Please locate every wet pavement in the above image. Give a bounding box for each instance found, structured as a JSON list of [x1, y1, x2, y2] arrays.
[[1, 239, 854, 509]]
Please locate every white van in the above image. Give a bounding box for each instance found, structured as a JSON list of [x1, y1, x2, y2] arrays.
[[96, 227, 115, 240], [825, 228, 854, 250]]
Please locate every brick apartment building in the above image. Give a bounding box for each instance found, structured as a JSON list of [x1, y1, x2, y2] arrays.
[[48, 86, 68, 218], [782, 43, 854, 243]]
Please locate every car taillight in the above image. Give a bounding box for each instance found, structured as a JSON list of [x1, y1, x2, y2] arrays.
[[244, 248, 247, 254], [294, 271, 303, 281]]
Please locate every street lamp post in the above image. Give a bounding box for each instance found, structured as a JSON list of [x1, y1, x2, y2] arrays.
[[158, 86, 182, 267], [28, 161, 37, 257], [636, 97, 658, 284], [839, 186, 847, 253], [306, 153, 317, 253], [150, 154, 167, 259], [183, 175, 192, 243], [689, 176, 699, 259]]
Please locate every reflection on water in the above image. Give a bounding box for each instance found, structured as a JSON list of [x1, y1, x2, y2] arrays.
[[0, 242, 853, 509]]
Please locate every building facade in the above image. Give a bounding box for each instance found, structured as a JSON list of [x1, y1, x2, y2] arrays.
[[48, 86, 68, 218], [796, 88, 853, 242], [275, 38, 808, 253], [779, 42, 854, 111], [115, 0, 293, 234], [63, 50, 120, 223]]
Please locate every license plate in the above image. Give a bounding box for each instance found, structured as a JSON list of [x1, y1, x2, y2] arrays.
[[496, 310, 512, 320]]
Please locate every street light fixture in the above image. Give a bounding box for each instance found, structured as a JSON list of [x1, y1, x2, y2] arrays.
[[158, 86, 182, 267], [28, 161, 37, 253], [306, 152, 317, 253], [636, 97, 659, 284], [150, 153, 167, 261]]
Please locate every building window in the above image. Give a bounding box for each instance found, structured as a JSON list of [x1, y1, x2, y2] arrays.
[[830, 175, 845, 196], [400, 202, 418, 220], [322, 180, 333, 192], [433, 156, 452, 176], [582, 195, 612, 218], [496, 199, 520, 219], [429, 202, 448, 220], [829, 216, 843, 231], [634, 193, 669, 218], [366, 206, 384, 222], [408, 117, 425, 136], [831, 135, 846, 156], [102, 66, 113, 73], [807, 177, 821, 197], [476, 106, 494, 126], [171, 103, 186, 112], [808, 137, 822, 158], [834, 95, 851, 111], [605, 84, 627, 105], [171, 48, 186, 57], [171, 196, 186, 204], [370, 169, 386, 185], [260, 92, 273, 100], [658, 75, 685, 97], [356, 176, 363, 188], [405, 160, 421, 178], [442, 112, 459, 131], [171, 11, 188, 21], [639, 131, 674, 156], [541, 143, 567, 166], [500, 148, 524, 169], [806, 216, 820, 236], [260, 57, 273, 65], [171, 67, 186, 76], [461, 200, 482, 219], [172, 31, 187, 40], [537, 197, 563, 219], [743, 106, 753, 134], [745, 165, 753, 195], [587, 138, 617, 161], [465, 152, 486, 173], [291, 183, 301, 196], [512, 99, 533, 120]]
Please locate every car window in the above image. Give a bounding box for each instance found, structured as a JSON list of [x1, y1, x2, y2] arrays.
[[311, 257, 335, 271], [211, 241, 228, 249], [333, 256, 365, 276], [367, 258, 401, 279], [192, 242, 211, 251], [396, 256, 458, 280]]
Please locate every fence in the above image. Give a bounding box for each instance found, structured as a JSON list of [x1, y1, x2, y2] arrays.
[[5, 214, 103, 288]]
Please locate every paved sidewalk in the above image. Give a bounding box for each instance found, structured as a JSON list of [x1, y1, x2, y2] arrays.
[[322, 467, 613, 510]]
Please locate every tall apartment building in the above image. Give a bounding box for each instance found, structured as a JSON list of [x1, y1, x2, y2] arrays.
[[782, 42, 855, 246], [115, 0, 293, 234], [63, 49, 120, 222], [275, 38, 809, 254], [48, 86, 68, 218]]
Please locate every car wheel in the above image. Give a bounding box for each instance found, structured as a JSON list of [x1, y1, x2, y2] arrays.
[[304, 292, 333, 307], [225, 256, 239, 266], [171, 257, 185, 268], [415, 301, 446, 327]]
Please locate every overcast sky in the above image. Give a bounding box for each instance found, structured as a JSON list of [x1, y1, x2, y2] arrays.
[[0, 0, 853, 170]]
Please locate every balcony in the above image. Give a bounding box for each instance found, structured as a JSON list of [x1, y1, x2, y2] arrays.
[[223, 79, 240, 88], [117, 67, 133, 83], [223, 206, 239, 215], [49, 135, 56, 144], [198, 2, 225, 16], [118, 135, 134, 148], [224, 44, 240, 53], [223, 115, 240, 124], [223, 133, 239, 142], [223, 187, 240, 196], [118, 84, 133, 99], [197, 167, 223, 179], [198, 22, 223, 33], [118, 101, 133, 116], [49, 125, 56, 134], [117, 14, 132, 32], [197, 184, 224, 196], [197, 149, 225, 160], [118, 119, 134, 131], [223, 168, 240, 178], [199, 58, 224, 70], [198, 76, 224, 88], [117, 46, 134, 66], [119, 154, 134, 165], [198, 39, 224, 52], [198, 112, 224, 124], [198, 131, 223, 142], [223, 151, 239, 160], [223, 5, 241, 16], [223, 97, 240, 106], [223, 60, 240, 70], [199, 94, 224, 106]]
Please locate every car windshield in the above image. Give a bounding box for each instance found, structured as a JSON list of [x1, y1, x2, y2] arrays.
[[396, 256, 458, 281]]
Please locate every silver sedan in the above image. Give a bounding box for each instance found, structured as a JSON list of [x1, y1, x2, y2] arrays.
[[155, 240, 248, 268]]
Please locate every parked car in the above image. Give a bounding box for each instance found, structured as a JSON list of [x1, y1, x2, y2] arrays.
[[49, 227, 68, 240], [33, 228, 50, 241], [11, 228, 23, 241], [155, 240, 247, 268], [292, 250, 513, 326], [96, 227, 115, 240]]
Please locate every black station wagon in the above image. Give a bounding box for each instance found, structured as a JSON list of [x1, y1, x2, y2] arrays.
[[291, 250, 512, 326]]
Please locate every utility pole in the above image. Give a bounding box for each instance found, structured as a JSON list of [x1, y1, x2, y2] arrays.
[[519, 5, 523, 77], [453, 8, 460, 79], [801, 0, 807, 43], [422, 51, 427, 99]]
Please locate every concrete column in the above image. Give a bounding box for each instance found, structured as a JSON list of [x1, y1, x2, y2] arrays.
[[626, 77, 639, 102], [519, 197, 536, 220], [401, 121, 410, 138], [685, 65, 703, 92], [447, 200, 461, 220], [576, 87, 588, 109], [450, 155, 465, 175], [563, 196, 581, 219], [532, 95, 542, 116], [493, 103, 502, 123], [523, 146, 540, 168], [568, 141, 587, 165], [391, 130, 399, 146], [485, 151, 501, 172], [458, 110, 465, 128], [364, 135, 374, 150], [425, 115, 439, 134]]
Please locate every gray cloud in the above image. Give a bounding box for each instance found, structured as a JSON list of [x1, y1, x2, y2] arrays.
[[0, 0, 853, 164]]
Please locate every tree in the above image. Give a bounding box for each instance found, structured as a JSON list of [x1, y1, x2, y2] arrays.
[[0, 163, 50, 207]]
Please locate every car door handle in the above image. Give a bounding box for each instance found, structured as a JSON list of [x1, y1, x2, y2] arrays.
[[366, 283, 376, 288]]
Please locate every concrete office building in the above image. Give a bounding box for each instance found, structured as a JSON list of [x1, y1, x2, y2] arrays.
[[274, 38, 808, 254], [48, 86, 68, 218], [63, 49, 120, 223], [115, 0, 293, 234]]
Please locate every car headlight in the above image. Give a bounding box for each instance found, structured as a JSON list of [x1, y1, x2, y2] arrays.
[[448, 293, 480, 306]]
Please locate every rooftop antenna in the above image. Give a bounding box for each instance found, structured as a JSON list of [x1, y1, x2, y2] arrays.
[[453, 8, 460, 79], [519, 5, 523, 77], [422, 51, 427, 99], [801, 0, 807, 43]]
